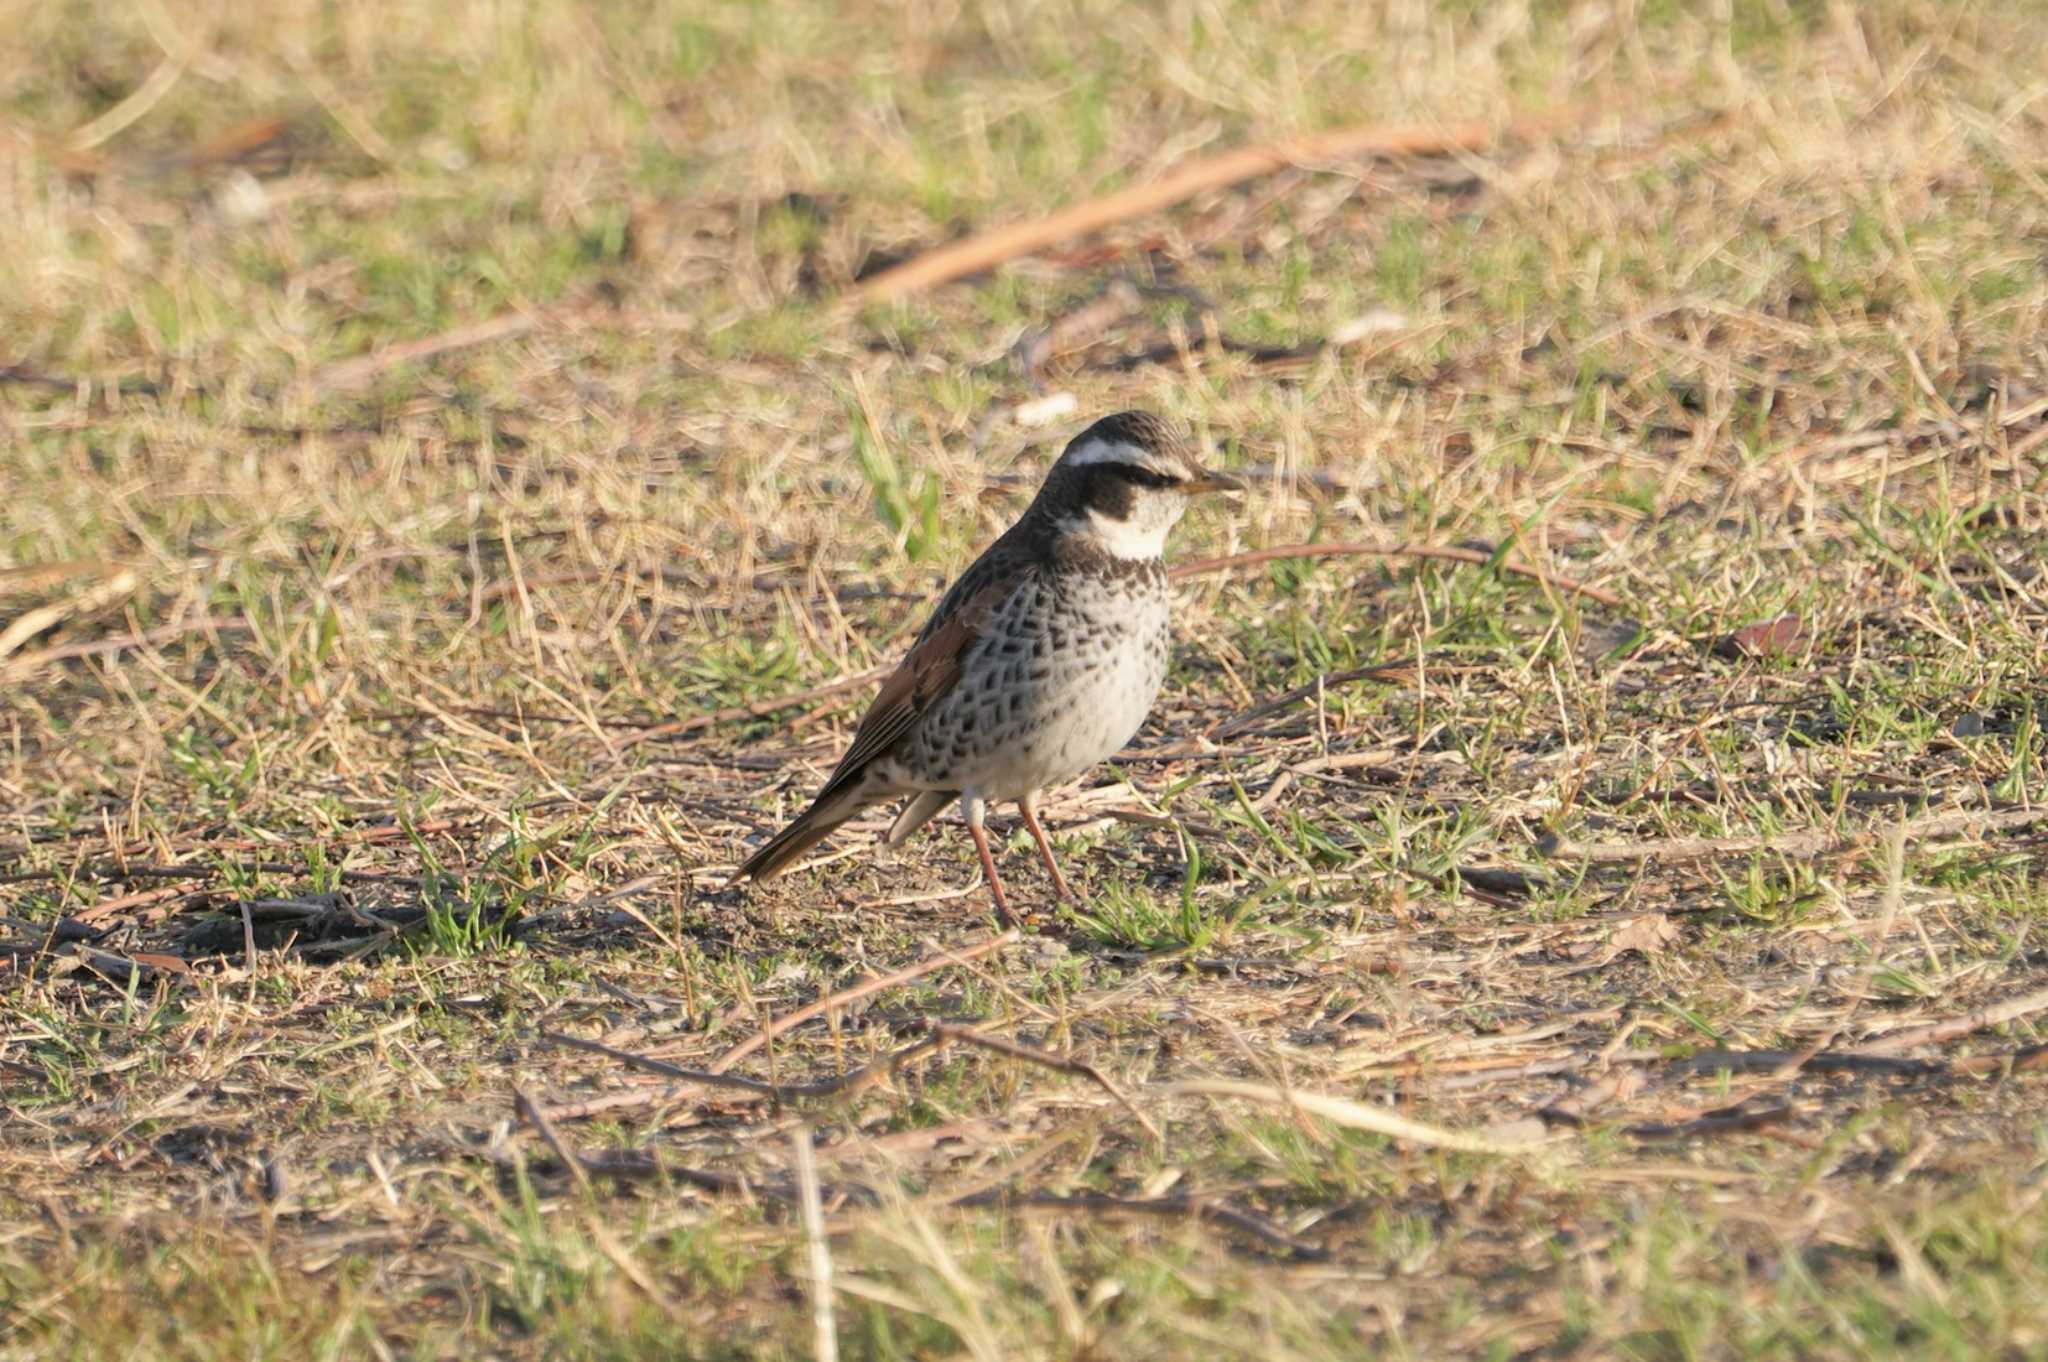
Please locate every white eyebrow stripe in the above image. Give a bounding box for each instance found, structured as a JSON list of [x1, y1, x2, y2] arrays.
[[1064, 439, 1155, 469], [1073, 438, 1187, 481]]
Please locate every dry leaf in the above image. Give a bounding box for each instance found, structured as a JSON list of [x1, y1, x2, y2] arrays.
[[1609, 913, 1681, 958], [1713, 614, 1803, 659]]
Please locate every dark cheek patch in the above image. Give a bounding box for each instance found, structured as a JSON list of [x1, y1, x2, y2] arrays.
[[1085, 467, 1137, 520]]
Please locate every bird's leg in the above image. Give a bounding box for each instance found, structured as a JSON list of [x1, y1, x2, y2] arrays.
[[966, 822, 1017, 927], [1018, 790, 1077, 903], [962, 794, 1017, 928]]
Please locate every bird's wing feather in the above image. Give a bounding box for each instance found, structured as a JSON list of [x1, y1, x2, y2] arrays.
[[810, 571, 1020, 802]]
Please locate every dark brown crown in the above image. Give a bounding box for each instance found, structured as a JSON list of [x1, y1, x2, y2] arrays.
[[1024, 409, 1220, 529], [1056, 410, 1186, 464]]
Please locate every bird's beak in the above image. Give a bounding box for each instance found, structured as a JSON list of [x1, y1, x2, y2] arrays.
[[1183, 468, 1244, 496]]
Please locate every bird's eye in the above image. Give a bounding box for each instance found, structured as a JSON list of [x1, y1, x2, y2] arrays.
[[1112, 465, 1179, 490]]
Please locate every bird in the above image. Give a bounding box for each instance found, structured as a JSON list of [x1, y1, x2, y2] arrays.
[[728, 409, 1241, 925]]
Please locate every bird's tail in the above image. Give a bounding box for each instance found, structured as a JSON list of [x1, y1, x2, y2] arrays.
[[727, 786, 873, 886]]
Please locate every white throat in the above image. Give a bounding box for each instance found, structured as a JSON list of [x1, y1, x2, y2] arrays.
[[1074, 508, 1171, 561]]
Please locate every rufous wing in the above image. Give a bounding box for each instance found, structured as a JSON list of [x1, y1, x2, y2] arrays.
[[729, 575, 1016, 883], [809, 576, 1012, 802]]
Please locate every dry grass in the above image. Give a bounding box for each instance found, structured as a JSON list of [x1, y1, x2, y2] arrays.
[[5, 0, 2048, 1357]]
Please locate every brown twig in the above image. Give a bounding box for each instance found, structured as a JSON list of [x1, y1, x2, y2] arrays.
[[710, 931, 1019, 1073], [534, 1088, 681, 1123], [1670, 1048, 1941, 1077], [1167, 540, 1625, 607], [0, 363, 75, 392], [71, 946, 190, 985], [73, 882, 200, 924], [1540, 805, 2048, 865], [1534, 1070, 1642, 1125], [1623, 1101, 1797, 1141], [308, 310, 548, 393], [928, 1022, 1162, 1141], [0, 558, 122, 597], [1011, 279, 1143, 375], [1, 615, 249, 676], [1854, 983, 2048, 1056], [1160, 1078, 1546, 1155], [1980, 1043, 2048, 1074], [846, 108, 1580, 305], [514, 1086, 592, 1195]]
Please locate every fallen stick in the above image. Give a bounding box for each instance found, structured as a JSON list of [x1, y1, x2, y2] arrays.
[[1623, 1102, 1796, 1141], [1159, 1077, 1546, 1156], [1668, 1048, 1940, 1077], [1168, 539, 1625, 607], [514, 1087, 592, 1194], [0, 558, 120, 597], [847, 108, 1579, 305], [1986, 1043, 2048, 1074], [0, 364, 75, 391], [71, 946, 191, 985], [1855, 983, 2048, 1056], [308, 310, 548, 393], [73, 882, 198, 924], [1540, 804, 2048, 865], [1658, 1043, 2044, 1078], [928, 1022, 1161, 1141], [1, 615, 249, 676], [1011, 279, 1143, 374]]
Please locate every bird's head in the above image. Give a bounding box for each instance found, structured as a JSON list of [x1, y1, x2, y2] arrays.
[[1037, 410, 1241, 560]]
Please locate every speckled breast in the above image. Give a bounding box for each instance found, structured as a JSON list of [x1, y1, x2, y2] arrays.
[[897, 562, 1172, 800]]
